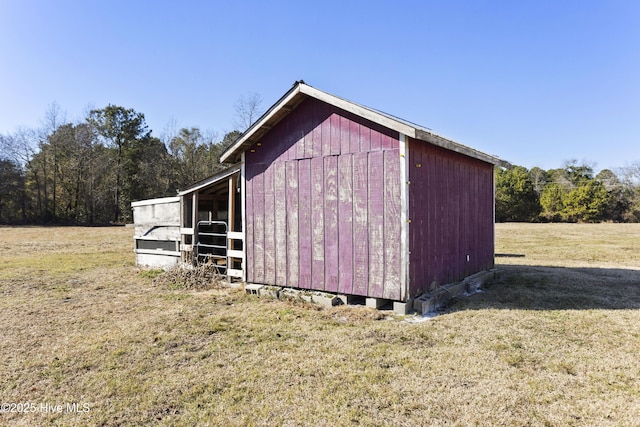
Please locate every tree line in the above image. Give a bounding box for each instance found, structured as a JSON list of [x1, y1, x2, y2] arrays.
[[2, 99, 638, 225], [496, 160, 640, 223], [0, 104, 246, 225]]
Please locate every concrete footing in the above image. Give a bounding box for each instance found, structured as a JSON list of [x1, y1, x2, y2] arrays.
[[272, 288, 342, 307], [413, 269, 499, 315], [244, 269, 499, 316], [258, 285, 281, 299], [245, 284, 397, 311], [366, 297, 389, 309], [244, 283, 262, 295], [312, 291, 342, 308], [393, 300, 414, 315]]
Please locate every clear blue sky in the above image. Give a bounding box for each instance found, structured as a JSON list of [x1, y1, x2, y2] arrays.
[[1, 0, 638, 172]]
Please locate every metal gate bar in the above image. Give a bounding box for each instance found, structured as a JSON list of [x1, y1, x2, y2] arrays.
[[196, 220, 228, 271]]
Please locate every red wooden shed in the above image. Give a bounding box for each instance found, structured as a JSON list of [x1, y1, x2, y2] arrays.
[[220, 81, 501, 306]]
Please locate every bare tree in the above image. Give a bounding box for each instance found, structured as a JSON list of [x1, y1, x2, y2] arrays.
[[159, 117, 179, 148], [233, 92, 264, 131], [529, 166, 548, 196], [618, 161, 640, 186], [42, 102, 67, 221], [4, 128, 46, 219]]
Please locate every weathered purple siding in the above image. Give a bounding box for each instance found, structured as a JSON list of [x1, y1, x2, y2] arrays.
[[244, 97, 401, 299], [383, 149, 401, 300], [407, 138, 494, 298], [337, 154, 353, 294], [324, 155, 339, 293], [274, 161, 287, 286], [245, 96, 494, 301], [298, 159, 312, 289]]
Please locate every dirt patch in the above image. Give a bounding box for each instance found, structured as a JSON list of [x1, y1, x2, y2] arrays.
[[151, 264, 229, 290]]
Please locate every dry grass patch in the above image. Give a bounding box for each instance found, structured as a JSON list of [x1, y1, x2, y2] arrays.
[[1, 224, 640, 425], [495, 222, 640, 269]]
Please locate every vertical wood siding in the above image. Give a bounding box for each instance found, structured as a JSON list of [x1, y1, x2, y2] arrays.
[[274, 162, 287, 286], [367, 151, 384, 297], [244, 97, 402, 299], [383, 149, 401, 300], [324, 156, 339, 292], [337, 155, 354, 294], [253, 171, 265, 283], [263, 165, 275, 285], [285, 161, 299, 286], [352, 152, 369, 296], [298, 159, 312, 289], [311, 156, 325, 290], [245, 163, 255, 283], [407, 138, 494, 297], [244, 97, 493, 301]]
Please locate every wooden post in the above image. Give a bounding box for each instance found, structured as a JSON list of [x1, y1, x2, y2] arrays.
[[192, 192, 198, 252], [228, 175, 235, 241], [240, 152, 247, 281], [179, 195, 185, 262], [399, 133, 410, 301], [227, 175, 236, 275]]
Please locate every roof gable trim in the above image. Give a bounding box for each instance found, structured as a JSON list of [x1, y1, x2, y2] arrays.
[[219, 85, 302, 163], [177, 164, 240, 196], [298, 85, 417, 138], [220, 81, 502, 166]]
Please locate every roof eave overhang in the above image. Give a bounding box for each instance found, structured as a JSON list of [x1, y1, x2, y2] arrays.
[[220, 84, 307, 164], [177, 164, 241, 196], [220, 81, 505, 167], [414, 129, 503, 166], [219, 82, 419, 164]]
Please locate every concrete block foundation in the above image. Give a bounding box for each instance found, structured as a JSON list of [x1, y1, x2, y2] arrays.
[[413, 269, 499, 315], [242, 269, 499, 316]]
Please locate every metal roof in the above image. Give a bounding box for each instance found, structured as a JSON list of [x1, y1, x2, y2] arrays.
[[176, 163, 241, 196], [131, 196, 180, 208], [220, 81, 504, 166]]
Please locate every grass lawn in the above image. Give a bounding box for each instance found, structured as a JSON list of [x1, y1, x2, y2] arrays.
[[1, 224, 639, 426]]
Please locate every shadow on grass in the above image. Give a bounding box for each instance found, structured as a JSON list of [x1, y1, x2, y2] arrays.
[[450, 264, 640, 311]]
